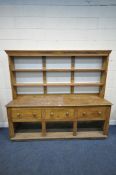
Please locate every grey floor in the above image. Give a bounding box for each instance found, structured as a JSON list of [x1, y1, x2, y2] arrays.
[[0, 126, 116, 175]]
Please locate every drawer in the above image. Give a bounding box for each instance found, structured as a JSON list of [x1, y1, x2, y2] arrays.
[[11, 108, 42, 122], [77, 107, 108, 120], [45, 108, 74, 120]]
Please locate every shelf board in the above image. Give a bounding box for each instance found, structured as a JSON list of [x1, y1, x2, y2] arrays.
[[11, 131, 107, 140], [12, 68, 105, 72], [14, 83, 43, 87], [46, 83, 71, 86], [13, 82, 103, 87], [12, 69, 71, 72], [12, 69, 42, 72], [46, 69, 71, 72], [14, 83, 71, 87], [74, 83, 103, 86], [74, 69, 105, 72]]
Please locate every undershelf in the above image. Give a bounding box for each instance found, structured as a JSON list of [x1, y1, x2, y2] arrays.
[[11, 131, 107, 140]]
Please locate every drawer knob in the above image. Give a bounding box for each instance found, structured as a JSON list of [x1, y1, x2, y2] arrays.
[[98, 111, 102, 115], [83, 112, 86, 115], [66, 112, 69, 116], [50, 112, 54, 116], [17, 113, 21, 118], [33, 113, 37, 118]]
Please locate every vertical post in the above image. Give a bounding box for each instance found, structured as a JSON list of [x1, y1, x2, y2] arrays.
[[8, 56, 17, 99], [73, 110, 77, 136], [73, 121, 77, 136], [42, 56, 47, 94], [99, 55, 109, 98], [41, 110, 46, 136], [7, 108, 15, 138], [103, 106, 111, 135], [71, 56, 75, 94]]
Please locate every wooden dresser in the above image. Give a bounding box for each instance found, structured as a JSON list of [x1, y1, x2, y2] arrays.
[[6, 50, 112, 140]]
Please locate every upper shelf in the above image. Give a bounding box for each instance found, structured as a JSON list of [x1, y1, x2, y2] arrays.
[[5, 50, 112, 57], [12, 68, 105, 72], [6, 50, 111, 97], [13, 82, 103, 87]]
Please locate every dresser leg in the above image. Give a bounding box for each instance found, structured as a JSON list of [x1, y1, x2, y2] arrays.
[[7, 108, 15, 138], [103, 107, 111, 135], [103, 119, 109, 135], [9, 122, 15, 138], [42, 121, 46, 136], [73, 121, 77, 136]]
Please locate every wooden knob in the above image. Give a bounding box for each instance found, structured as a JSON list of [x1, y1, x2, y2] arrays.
[[17, 113, 21, 118], [66, 112, 69, 116], [50, 112, 54, 116], [98, 111, 102, 115], [33, 113, 37, 118], [83, 112, 86, 115]]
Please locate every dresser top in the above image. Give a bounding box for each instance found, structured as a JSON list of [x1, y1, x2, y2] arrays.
[[5, 50, 111, 56], [6, 95, 112, 108]]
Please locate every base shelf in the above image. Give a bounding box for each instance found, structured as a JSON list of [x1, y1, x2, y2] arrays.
[[11, 131, 107, 140]]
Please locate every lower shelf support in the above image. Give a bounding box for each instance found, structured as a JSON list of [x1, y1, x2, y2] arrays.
[[42, 121, 46, 136], [73, 121, 77, 136], [11, 131, 107, 141]]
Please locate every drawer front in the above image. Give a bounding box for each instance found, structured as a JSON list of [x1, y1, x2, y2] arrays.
[[77, 107, 108, 120], [11, 108, 42, 122], [45, 108, 74, 120]]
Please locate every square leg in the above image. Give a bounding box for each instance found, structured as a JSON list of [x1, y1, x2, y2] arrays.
[[7, 108, 15, 138], [42, 121, 46, 136], [103, 107, 111, 135], [73, 121, 77, 136]]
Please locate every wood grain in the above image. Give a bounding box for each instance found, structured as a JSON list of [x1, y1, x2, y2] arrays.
[[8, 56, 17, 99], [12, 68, 105, 72], [7, 108, 15, 138], [13, 82, 104, 87], [71, 56, 75, 93], [77, 106, 108, 121], [5, 50, 111, 57], [5, 50, 112, 140], [11, 131, 107, 140], [99, 56, 109, 97], [6, 95, 112, 107], [42, 56, 47, 94], [11, 108, 42, 122]]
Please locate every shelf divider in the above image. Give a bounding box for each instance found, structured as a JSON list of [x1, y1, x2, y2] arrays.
[[42, 56, 47, 94], [71, 56, 75, 93]]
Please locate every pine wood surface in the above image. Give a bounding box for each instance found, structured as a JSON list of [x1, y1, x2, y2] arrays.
[[11, 131, 107, 140], [13, 82, 103, 87], [6, 95, 112, 107], [6, 50, 111, 98], [5, 50, 111, 57], [11, 68, 105, 72], [5, 50, 112, 140]]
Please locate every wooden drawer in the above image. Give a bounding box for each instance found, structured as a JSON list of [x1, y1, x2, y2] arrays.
[[11, 108, 42, 122], [77, 107, 108, 120], [45, 108, 74, 120]]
